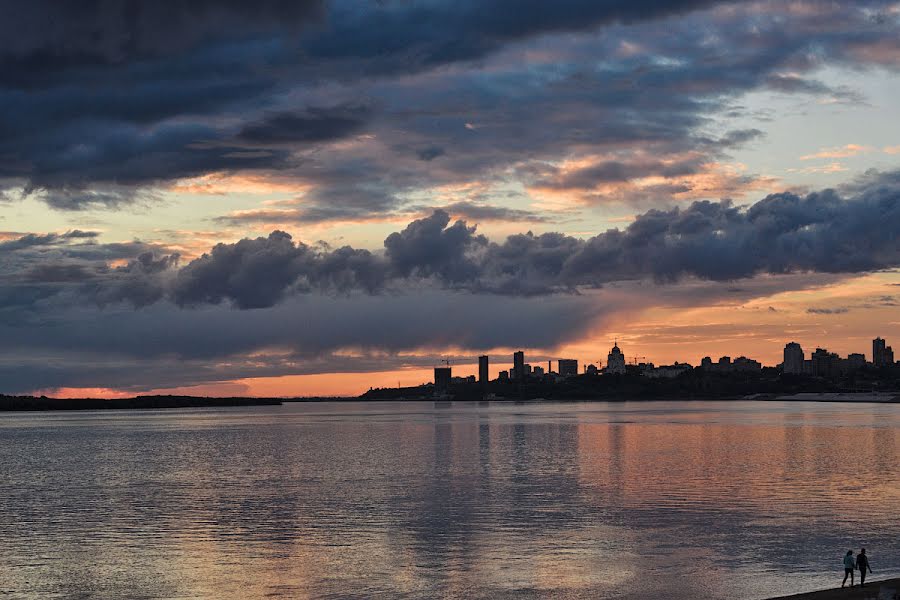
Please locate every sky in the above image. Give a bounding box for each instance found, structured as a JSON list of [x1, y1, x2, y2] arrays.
[[1, 0, 899, 398]]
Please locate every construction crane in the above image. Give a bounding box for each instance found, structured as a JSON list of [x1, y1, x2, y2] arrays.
[[630, 356, 648, 365]]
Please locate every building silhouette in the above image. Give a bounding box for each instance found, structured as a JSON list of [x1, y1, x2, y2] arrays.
[[606, 343, 626, 374], [434, 367, 451, 392], [811, 348, 840, 377], [873, 337, 894, 367], [478, 355, 489, 385], [513, 351, 525, 382], [558, 359, 578, 377], [873, 337, 886, 365], [733, 356, 762, 371], [847, 353, 866, 370], [783, 342, 804, 374]]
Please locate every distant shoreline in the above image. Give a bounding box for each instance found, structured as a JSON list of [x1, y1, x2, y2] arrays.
[[2, 393, 898, 412], [0, 395, 282, 412]]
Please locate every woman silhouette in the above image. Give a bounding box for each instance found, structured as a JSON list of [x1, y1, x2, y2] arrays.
[[842, 550, 855, 588]]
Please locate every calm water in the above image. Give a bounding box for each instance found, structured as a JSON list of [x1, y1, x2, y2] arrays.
[[1, 401, 898, 599]]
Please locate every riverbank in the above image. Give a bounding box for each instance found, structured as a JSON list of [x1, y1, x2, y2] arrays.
[[770, 578, 899, 600]]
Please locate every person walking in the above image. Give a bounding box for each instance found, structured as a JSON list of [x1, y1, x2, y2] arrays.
[[857, 548, 872, 587], [842, 550, 855, 587]]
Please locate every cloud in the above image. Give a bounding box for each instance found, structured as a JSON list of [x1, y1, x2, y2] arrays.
[[235, 104, 373, 145], [172, 231, 385, 308], [12, 170, 899, 314], [0, 229, 99, 251], [0, 291, 607, 393], [1, 1, 898, 214], [800, 144, 873, 160], [806, 307, 850, 314], [416, 146, 445, 161], [383, 210, 487, 283], [436, 201, 552, 223], [0, 1, 325, 68], [787, 163, 848, 175]]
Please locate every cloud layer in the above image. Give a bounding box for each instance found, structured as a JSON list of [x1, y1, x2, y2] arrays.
[[2, 171, 898, 314], [1, 1, 898, 214], [2, 1, 900, 394]]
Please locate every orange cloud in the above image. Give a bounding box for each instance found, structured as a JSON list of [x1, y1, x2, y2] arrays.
[[799, 144, 872, 160], [170, 172, 306, 196], [787, 162, 848, 174]]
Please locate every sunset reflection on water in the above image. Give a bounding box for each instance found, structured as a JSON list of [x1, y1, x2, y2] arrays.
[[0, 401, 898, 599]]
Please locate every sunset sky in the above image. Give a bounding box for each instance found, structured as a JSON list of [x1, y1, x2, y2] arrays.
[[2, 1, 899, 397]]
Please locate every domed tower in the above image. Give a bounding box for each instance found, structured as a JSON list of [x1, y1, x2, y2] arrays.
[[606, 342, 626, 375]]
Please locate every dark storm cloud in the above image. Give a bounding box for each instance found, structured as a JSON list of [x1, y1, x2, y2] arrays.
[[0, 229, 99, 251], [0, 292, 607, 393], [1, 1, 897, 212], [806, 307, 850, 314], [301, 0, 721, 69], [172, 231, 385, 309], [416, 146, 445, 161], [24, 264, 97, 283], [0, 1, 325, 69], [236, 104, 373, 145], [383, 210, 487, 282], [16, 123, 294, 205], [0, 0, 723, 209], [436, 202, 552, 223], [0, 230, 178, 311]]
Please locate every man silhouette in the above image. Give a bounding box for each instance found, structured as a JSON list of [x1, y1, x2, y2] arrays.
[[842, 550, 855, 587], [857, 548, 872, 587]]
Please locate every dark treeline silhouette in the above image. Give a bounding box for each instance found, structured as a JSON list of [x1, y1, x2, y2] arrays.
[[0, 395, 282, 412]]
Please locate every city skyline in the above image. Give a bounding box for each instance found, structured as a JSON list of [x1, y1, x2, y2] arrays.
[[1, 2, 899, 398], [431, 336, 896, 387]]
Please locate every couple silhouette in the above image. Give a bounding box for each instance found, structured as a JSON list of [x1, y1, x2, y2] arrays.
[[842, 548, 873, 588]]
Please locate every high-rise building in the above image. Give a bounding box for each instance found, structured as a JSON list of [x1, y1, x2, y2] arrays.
[[886, 345, 895, 366], [434, 367, 452, 391], [478, 355, 489, 385], [558, 359, 578, 376], [513, 351, 525, 382], [606, 343, 626, 374], [783, 342, 804, 374], [532, 366, 545, 377], [874, 337, 887, 366]]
